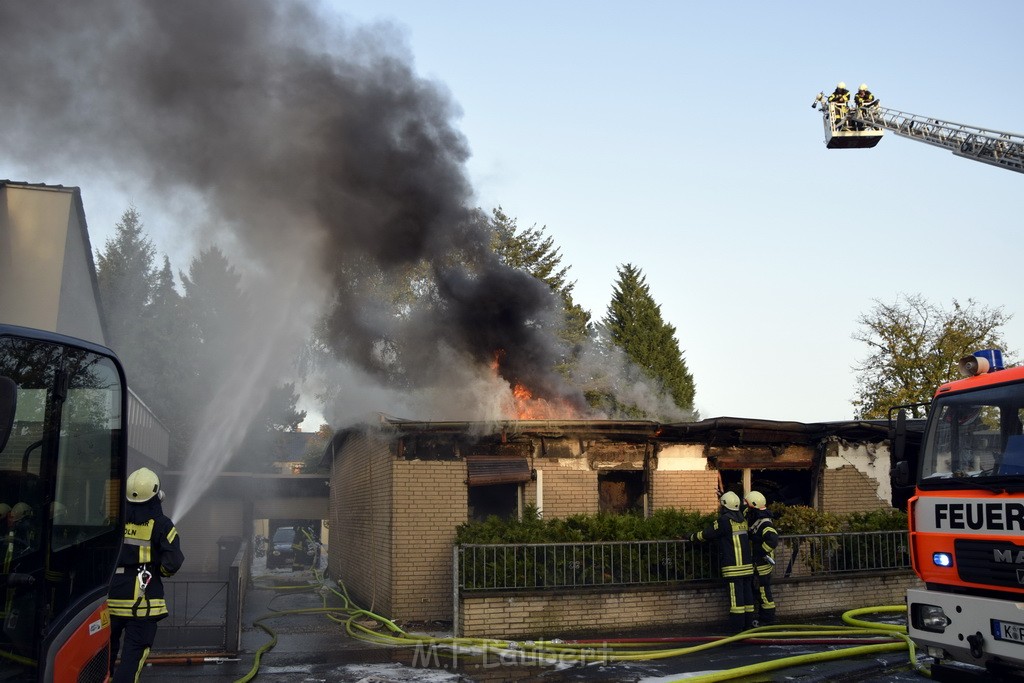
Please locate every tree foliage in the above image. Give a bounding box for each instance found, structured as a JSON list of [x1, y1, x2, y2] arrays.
[[852, 293, 1013, 418], [95, 206, 158, 385], [488, 207, 591, 372], [601, 264, 695, 415], [98, 214, 314, 468]]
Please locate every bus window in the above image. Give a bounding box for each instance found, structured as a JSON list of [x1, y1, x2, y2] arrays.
[[0, 333, 125, 677]]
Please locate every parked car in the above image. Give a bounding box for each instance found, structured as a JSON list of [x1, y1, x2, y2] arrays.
[[266, 526, 297, 569]]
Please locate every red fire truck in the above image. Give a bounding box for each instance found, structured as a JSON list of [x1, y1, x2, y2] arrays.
[[897, 349, 1024, 679]]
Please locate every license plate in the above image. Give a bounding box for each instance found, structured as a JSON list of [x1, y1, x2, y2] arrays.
[[992, 619, 1024, 644]]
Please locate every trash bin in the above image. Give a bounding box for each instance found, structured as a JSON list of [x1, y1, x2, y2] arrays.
[[217, 535, 242, 580]]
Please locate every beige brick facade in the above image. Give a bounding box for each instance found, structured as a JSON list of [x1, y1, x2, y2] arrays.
[[536, 467, 599, 518], [651, 469, 720, 513], [459, 572, 922, 638], [329, 430, 395, 616], [392, 460, 467, 621], [822, 465, 890, 515], [820, 439, 891, 515]]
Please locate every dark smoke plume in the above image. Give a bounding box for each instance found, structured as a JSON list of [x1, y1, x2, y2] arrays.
[[0, 0, 585, 422]]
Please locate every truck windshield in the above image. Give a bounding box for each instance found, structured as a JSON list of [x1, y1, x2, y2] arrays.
[[921, 381, 1024, 481]]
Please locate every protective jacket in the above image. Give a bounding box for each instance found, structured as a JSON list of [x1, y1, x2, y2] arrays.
[[828, 87, 850, 104], [855, 89, 877, 107], [695, 508, 753, 578], [746, 508, 779, 574], [107, 497, 184, 620]]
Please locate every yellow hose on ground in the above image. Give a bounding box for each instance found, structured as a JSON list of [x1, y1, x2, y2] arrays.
[[238, 564, 927, 682]]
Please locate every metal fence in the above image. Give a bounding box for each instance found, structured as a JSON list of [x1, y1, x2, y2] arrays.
[[152, 541, 249, 653], [456, 530, 910, 592]]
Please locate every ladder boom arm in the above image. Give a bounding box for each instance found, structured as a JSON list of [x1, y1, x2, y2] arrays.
[[850, 106, 1024, 174]]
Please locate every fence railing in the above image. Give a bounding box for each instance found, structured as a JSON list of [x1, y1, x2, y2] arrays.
[[456, 530, 910, 592]]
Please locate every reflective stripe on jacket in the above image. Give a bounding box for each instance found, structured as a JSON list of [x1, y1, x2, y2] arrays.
[[108, 497, 184, 619], [696, 509, 753, 577]]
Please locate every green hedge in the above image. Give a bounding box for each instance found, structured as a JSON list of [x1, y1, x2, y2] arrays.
[[455, 504, 908, 544]]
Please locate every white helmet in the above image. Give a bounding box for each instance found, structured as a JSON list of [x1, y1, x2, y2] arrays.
[[11, 502, 33, 521], [0, 503, 10, 519], [126, 467, 162, 503], [720, 491, 741, 511], [744, 491, 767, 509], [859, 83, 868, 91], [837, 82, 846, 90]]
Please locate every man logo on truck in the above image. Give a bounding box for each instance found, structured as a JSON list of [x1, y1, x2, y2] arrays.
[[993, 549, 1024, 565]]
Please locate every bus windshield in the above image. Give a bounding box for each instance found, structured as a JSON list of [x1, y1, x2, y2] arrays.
[[0, 332, 125, 678], [920, 381, 1024, 482]]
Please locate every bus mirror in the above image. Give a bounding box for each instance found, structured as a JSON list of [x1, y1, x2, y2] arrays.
[[0, 376, 15, 453], [893, 459, 911, 487]]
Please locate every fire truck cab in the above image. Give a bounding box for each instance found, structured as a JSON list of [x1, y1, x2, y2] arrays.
[[899, 350, 1024, 679]]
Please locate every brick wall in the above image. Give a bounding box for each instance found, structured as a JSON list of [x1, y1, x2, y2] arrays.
[[537, 466, 599, 518], [459, 572, 922, 638], [822, 465, 889, 515], [392, 459, 468, 621], [652, 470, 720, 513], [330, 430, 394, 617]]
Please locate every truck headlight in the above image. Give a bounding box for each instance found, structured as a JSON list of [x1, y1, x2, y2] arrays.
[[912, 603, 950, 633], [932, 552, 953, 567]]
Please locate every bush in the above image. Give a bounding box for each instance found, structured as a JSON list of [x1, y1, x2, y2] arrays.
[[455, 506, 718, 545], [456, 504, 907, 544]]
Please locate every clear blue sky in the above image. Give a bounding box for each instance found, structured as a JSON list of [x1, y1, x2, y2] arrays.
[[13, 1, 1023, 424], [314, 0, 1024, 422]]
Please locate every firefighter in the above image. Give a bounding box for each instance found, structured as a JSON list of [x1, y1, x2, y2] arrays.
[[827, 81, 851, 128], [744, 490, 779, 625], [690, 491, 755, 633], [854, 83, 878, 130], [108, 468, 184, 683], [9, 502, 36, 549], [854, 83, 878, 109]]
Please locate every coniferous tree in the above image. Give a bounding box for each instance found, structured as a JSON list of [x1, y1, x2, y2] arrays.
[[489, 207, 591, 374], [180, 246, 308, 470], [602, 263, 696, 416], [143, 256, 194, 459], [95, 206, 158, 385]]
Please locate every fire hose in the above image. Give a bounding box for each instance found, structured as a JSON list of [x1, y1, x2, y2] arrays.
[[234, 572, 926, 681]]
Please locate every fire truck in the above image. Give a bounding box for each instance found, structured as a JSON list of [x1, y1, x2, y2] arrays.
[[811, 88, 1024, 173], [891, 350, 1024, 679]]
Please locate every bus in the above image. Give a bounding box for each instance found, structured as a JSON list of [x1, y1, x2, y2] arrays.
[[0, 324, 127, 682]]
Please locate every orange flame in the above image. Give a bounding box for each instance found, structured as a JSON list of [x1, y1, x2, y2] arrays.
[[510, 380, 581, 420], [492, 349, 581, 420]]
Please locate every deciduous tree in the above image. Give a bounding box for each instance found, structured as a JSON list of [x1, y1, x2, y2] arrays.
[[852, 294, 1013, 418]]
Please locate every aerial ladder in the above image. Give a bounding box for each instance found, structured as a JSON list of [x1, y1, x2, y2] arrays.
[[812, 89, 1024, 174]]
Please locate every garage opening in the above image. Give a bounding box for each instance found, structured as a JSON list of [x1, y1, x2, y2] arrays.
[[598, 470, 645, 514], [719, 469, 813, 507]]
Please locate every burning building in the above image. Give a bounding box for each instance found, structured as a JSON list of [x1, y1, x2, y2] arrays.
[[323, 414, 899, 623]]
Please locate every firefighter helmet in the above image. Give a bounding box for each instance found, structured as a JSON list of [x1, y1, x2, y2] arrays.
[[744, 490, 767, 509], [859, 83, 868, 91], [720, 491, 741, 511], [0, 503, 10, 519], [127, 467, 161, 503], [11, 502, 33, 521], [837, 82, 846, 90]]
